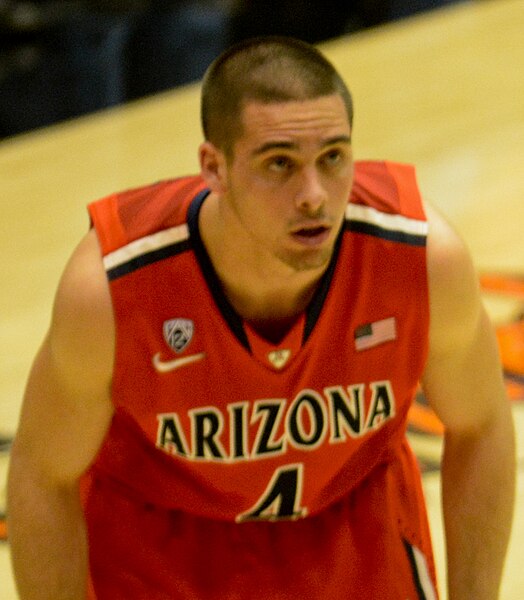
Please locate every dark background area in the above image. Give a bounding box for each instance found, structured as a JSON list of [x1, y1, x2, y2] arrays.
[[0, 0, 465, 139]]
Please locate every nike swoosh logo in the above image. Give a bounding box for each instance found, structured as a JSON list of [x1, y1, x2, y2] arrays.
[[152, 352, 206, 373]]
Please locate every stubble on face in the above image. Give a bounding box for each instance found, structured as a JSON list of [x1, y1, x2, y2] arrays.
[[220, 95, 353, 277]]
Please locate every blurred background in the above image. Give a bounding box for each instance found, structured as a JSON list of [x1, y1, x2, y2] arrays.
[[1, 2, 523, 598], [0, 0, 465, 140]]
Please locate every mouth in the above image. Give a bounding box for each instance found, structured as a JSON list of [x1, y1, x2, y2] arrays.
[[290, 224, 332, 246]]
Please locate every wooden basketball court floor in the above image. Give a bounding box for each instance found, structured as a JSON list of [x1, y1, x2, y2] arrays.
[[1, 0, 522, 597]]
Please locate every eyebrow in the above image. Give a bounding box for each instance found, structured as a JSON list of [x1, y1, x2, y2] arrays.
[[252, 135, 351, 156]]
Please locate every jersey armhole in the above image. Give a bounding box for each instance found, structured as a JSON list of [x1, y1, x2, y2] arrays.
[[88, 194, 128, 255], [385, 162, 426, 221]]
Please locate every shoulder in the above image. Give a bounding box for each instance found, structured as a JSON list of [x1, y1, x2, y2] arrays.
[[55, 228, 112, 327], [88, 176, 207, 254], [422, 201, 508, 431], [351, 160, 424, 220], [424, 201, 481, 349], [50, 228, 114, 384]]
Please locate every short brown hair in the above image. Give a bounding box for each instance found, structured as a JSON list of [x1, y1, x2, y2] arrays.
[[201, 36, 353, 155]]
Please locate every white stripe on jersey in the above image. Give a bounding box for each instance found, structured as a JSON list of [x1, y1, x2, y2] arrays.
[[103, 204, 426, 272], [345, 204, 428, 237], [412, 545, 438, 600], [102, 223, 190, 271]]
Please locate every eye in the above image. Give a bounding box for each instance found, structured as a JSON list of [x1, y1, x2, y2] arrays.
[[322, 149, 343, 167], [267, 155, 294, 172]]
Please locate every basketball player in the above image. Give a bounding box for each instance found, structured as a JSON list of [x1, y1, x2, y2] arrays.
[[8, 37, 515, 599]]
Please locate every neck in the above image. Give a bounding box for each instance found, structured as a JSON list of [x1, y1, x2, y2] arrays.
[[199, 192, 328, 323], [225, 273, 321, 322]]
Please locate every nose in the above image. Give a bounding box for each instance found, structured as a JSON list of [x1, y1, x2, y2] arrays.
[[294, 167, 328, 216]]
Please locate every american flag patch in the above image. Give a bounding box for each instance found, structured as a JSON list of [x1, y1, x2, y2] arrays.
[[354, 317, 397, 351]]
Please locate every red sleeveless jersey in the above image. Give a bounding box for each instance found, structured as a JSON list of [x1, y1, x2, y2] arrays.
[[85, 161, 438, 599]]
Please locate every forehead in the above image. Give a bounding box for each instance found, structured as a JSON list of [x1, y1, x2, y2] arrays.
[[237, 95, 351, 149]]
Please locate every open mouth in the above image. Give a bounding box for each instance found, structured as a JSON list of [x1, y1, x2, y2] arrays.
[[295, 226, 328, 237], [291, 225, 331, 245]]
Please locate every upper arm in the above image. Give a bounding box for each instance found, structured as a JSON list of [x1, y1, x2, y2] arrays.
[[11, 228, 115, 485], [421, 202, 508, 433]]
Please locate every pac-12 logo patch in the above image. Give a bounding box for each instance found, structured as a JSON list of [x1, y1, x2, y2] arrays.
[[163, 318, 194, 353]]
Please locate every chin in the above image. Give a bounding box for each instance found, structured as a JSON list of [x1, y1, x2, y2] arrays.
[[279, 247, 333, 273]]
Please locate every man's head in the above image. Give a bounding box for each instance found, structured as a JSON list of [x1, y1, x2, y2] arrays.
[[201, 36, 353, 157]]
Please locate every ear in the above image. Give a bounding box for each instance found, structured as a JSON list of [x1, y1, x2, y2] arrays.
[[199, 141, 229, 194]]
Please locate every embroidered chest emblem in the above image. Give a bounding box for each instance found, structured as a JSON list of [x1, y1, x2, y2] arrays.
[[163, 318, 194, 353], [354, 317, 397, 351], [267, 349, 291, 370]]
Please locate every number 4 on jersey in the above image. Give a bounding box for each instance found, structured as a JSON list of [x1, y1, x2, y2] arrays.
[[236, 464, 307, 522]]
